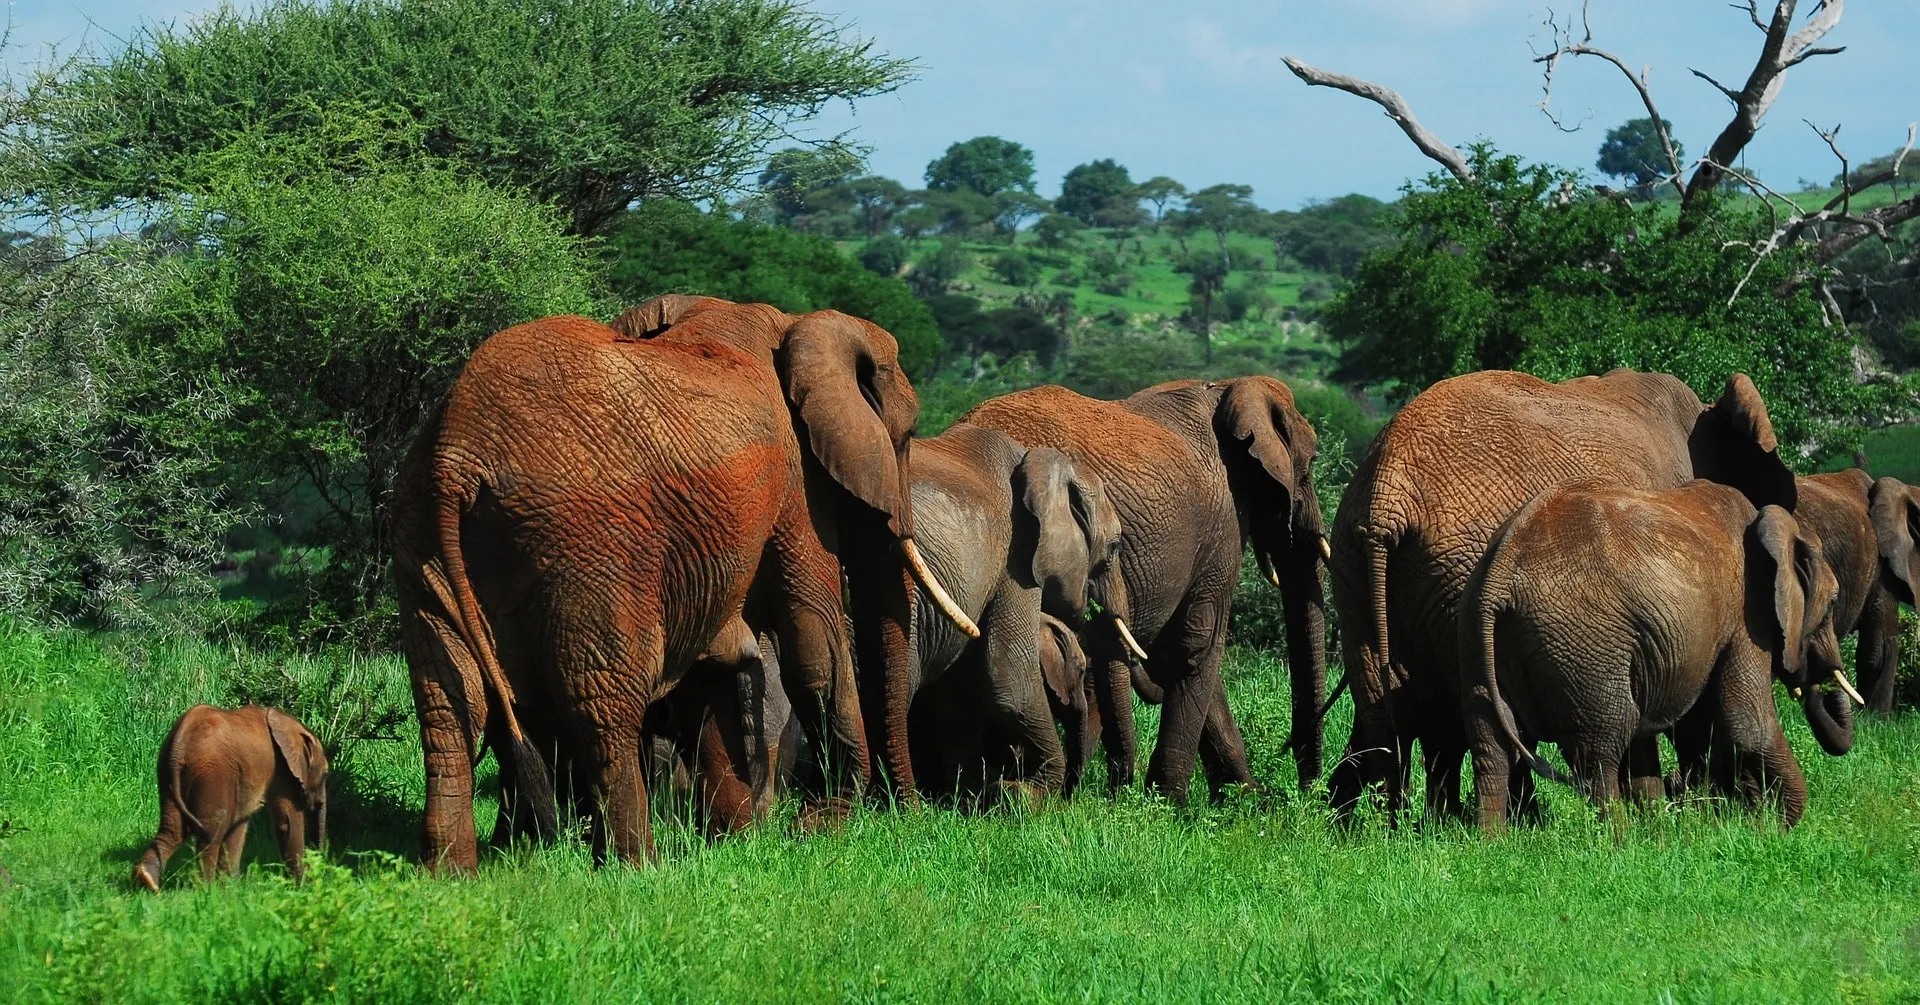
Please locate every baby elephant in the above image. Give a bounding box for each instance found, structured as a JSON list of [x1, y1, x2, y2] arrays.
[[134, 705, 329, 891], [1460, 479, 1857, 833]]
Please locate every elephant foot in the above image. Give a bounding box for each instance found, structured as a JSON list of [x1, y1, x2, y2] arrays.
[[132, 856, 162, 893], [794, 796, 854, 836]]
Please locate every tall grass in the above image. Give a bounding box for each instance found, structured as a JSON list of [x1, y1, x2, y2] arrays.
[[3, 619, 1919, 1001]]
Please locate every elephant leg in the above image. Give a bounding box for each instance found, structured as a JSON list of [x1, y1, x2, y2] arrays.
[[1095, 652, 1138, 793], [135, 795, 190, 892], [585, 727, 653, 865], [1625, 735, 1664, 808], [272, 797, 307, 880], [1858, 587, 1901, 716], [210, 816, 245, 880], [1561, 740, 1622, 815], [767, 521, 871, 801], [1144, 598, 1233, 805], [1197, 677, 1254, 802], [402, 599, 484, 873], [980, 594, 1066, 793], [1421, 738, 1468, 824], [693, 673, 760, 838], [1508, 762, 1541, 826], [1717, 654, 1808, 827], [1329, 642, 1403, 819], [1668, 696, 1716, 801]]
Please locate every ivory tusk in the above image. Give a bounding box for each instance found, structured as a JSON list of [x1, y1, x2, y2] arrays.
[[1114, 617, 1150, 663], [1791, 687, 1804, 700], [900, 538, 980, 639], [1267, 568, 1281, 588], [1832, 670, 1866, 706], [1318, 535, 1332, 561]]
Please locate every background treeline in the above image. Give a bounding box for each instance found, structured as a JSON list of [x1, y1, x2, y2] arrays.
[[2, 0, 1917, 655]]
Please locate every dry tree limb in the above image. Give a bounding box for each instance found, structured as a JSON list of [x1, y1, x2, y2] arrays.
[[1281, 57, 1473, 183], [1686, 0, 1847, 208], [1532, 2, 1686, 198]]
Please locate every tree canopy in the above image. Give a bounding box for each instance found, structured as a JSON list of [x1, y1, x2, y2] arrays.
[[15, 0, 913, 236], [1056, 159, 1138, 226], [924, 136, 1037, 197], [1595, 118, 1684, 195], [604, 199, 941, 375]]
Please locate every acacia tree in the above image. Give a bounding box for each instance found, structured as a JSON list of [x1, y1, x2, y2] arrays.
[[1596, 118, 1684, 198], [1137, 176, 1187, 230], [15, 0, 913, 236], [924, 136, 1037, 197]]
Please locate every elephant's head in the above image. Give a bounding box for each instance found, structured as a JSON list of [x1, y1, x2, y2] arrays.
[[1689, 374, 1799, 512], [1869, 475, 1920, 606], [1017, 446, 1122, 628], [777, 310, 975, 637], [1214, 377, 1326, 576], [267, 709, 329, 849], [1037, 612, 1094, 799], [1755, 506, 1855, 756]]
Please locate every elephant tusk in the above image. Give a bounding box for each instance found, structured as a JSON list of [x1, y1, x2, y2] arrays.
[[1267, 568, 1281, 589], [900, 538, 980, 639], [1113, 617, 1150, 663], [1832, 670, 1866, 706], [1791, 687, 1804, 700], [1319, 535, 1332, 561]]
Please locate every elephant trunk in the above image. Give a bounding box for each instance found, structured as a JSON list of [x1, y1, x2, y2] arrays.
[[1802, 684, 1855, 756], [850, 536, 918, 801], [1279, 539, 1328, 790], [1058, 691, 1090, 799], [1096, 568, 1140, 792]]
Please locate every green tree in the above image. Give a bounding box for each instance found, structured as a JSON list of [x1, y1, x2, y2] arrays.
[[1137, 176, 1187, 229], [1056, 159, 1137, 226], [605, 199, 940, 374], [758, 146, 864, 225], [908, 239, 973, 296], [1267, 194, 1394, 276], [845, 175, 908, 237], [858, 234, 910, 276], [1178, 183, 1257, 269], [1033, 213, 1084, 253], [924, 136, 1036, 197], [1176, 250, 1230, 363], [991, 249, 1038, 287], [992, 189, 1052, 239], [1596, 117, 1683, 198], [17, 0, 912, 236], [1325, 146, 1871, 459], [133, 142, 606, 634]]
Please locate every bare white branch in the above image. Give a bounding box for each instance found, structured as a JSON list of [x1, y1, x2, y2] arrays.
[[1281, 57, 1474, 182], [1532, 2, 1685, 197]]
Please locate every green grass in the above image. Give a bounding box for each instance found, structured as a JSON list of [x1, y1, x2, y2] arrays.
[[4, 618, 1920, 1001]]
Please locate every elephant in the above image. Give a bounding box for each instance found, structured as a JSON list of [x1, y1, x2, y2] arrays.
[[1785, 471, 1920, 716], [1328, 369, 1800, 822], [134, 705, 328, 891], [1460, 480, 1853, 832], [891, 424, 1121, 800], [964, 376, 1327, 804], [391, 296, 976, 869]]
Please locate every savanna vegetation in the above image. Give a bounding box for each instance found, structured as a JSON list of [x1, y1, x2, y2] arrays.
[[4, 0, 1920, 999]]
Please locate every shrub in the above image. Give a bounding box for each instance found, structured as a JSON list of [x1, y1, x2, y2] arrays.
[[991, 250, 1037, 287], [859, 234, 910, 276]]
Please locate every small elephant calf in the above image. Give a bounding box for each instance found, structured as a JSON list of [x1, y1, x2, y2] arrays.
[[134, 705, 328, 891]]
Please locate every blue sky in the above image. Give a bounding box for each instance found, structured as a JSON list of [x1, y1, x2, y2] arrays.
[[13, 0, 1919, 209]]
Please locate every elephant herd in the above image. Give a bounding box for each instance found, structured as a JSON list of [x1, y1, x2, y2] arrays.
[[388, 296, 1917, 869]]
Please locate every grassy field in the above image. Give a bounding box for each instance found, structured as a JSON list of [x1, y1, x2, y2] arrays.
[[4, 618, 1920, 1002]]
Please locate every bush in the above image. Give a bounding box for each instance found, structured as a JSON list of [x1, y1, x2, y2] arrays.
[[1095, 272, 1134, 297], [908, 240, 972, 297], [991, 250, 1037, 287], [0, 240, 242, 630], [859, 234, 910, 276], [605, 199, 941, 375]]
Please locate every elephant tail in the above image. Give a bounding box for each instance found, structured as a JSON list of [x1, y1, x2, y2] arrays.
[[436, 474, 559, 840], [162, 719, 208, 840], [1465, 555, 1569, 787]]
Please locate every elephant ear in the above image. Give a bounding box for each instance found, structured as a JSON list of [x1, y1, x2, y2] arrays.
[[1757, 506, 1812, 675], [1020, 447, 1092, 601], [1217, 377, 1302, 497], [267, 709, 327, 805], [781, 312, 918, 538], [1692, 374, 1798, 512], [608, 294, 729, 340], [1037, 615, 1085, 709], [1216, 377, 1321, 560], [1870, 476, 1920, 604]]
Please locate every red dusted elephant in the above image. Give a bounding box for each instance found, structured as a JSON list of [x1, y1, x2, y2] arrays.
[[391, 296, 975, 868]]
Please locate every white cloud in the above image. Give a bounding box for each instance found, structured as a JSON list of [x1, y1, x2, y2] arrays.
[[1125, 61, 1166, 95]]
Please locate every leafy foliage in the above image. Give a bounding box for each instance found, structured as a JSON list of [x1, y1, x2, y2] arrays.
[[15, 0, 911, 235], [604, 199, 941, 374], [1325, 146, 1874, 459], [0, 240, 242, 629], [1056, 159, 1139, 227], [1267, 195, 1394, 276], [924, 136, 1036, 197], [1596, 118, 1682, 196], [129, 135, 606, 638]]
